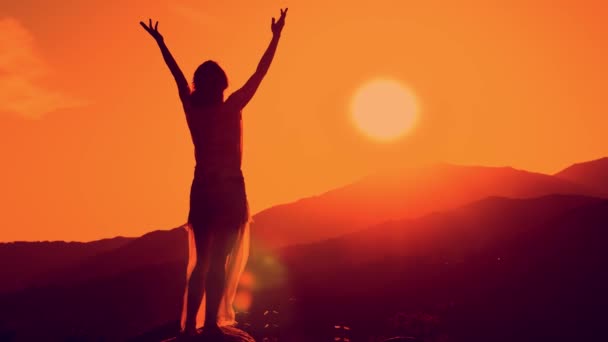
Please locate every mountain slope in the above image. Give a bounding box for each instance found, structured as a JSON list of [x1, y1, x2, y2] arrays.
[[278, 195, 608, 341], [281, 194, 606, 276], [252, 163, 597, 248], [554, 156, 608, 195]]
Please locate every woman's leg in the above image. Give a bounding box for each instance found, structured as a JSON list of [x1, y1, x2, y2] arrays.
[[204, 223, 238, 330], [184, 226, 212, 334]]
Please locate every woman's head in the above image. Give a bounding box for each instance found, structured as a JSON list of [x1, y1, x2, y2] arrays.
[[191, 60, 228, 107]]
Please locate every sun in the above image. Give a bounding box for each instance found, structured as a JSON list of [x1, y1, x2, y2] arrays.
[[350, 79, 418, 141]]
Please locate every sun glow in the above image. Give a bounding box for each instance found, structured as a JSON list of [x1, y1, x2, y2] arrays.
[[351, 79, 418, 141]]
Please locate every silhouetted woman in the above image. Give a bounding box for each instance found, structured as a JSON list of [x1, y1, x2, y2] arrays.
[[140, 8, 287, 337]]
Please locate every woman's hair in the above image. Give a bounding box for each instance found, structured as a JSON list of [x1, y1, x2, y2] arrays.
[[191, 60, 228, 107]]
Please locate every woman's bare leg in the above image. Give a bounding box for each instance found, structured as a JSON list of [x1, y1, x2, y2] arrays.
[[204, 224, 238, 331], [184, 227, 212, 334]]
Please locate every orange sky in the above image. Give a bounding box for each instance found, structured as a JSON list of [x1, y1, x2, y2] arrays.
[[1, 0, 607, 242]]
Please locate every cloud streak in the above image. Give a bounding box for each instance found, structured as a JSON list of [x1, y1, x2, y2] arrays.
[[0, 17, 85, 119]]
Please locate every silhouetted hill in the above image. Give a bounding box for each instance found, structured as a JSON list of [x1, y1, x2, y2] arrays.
[[0, 229, 189, 341], [276, 195, 608, 341], [44, 228, 187, 287], [555, 156, 608, 195], [252, 163, 597, 248], [0, 236, 132, 294], [281, 194, 604, 283]]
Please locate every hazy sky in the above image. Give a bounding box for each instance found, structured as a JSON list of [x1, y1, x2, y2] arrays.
[[1, 0, 607, 241]]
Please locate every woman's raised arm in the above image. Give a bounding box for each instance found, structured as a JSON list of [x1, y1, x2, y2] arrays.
[[227, 8, 288, 110], [140, 19, 190, 105]]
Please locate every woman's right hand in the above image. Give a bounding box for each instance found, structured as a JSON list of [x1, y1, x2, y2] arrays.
[[271, 8, 288, 37], [140, 18, 164, 42]]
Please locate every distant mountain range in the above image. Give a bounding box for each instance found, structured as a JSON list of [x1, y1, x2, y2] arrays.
[[1, 157, 607, 340], [252, 159, 605, 248]]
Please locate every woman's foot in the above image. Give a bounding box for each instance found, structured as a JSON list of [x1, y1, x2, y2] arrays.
[[176, 330, 197, 342], [182, 321, 198, 337], [201, 323, 224, 338]]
